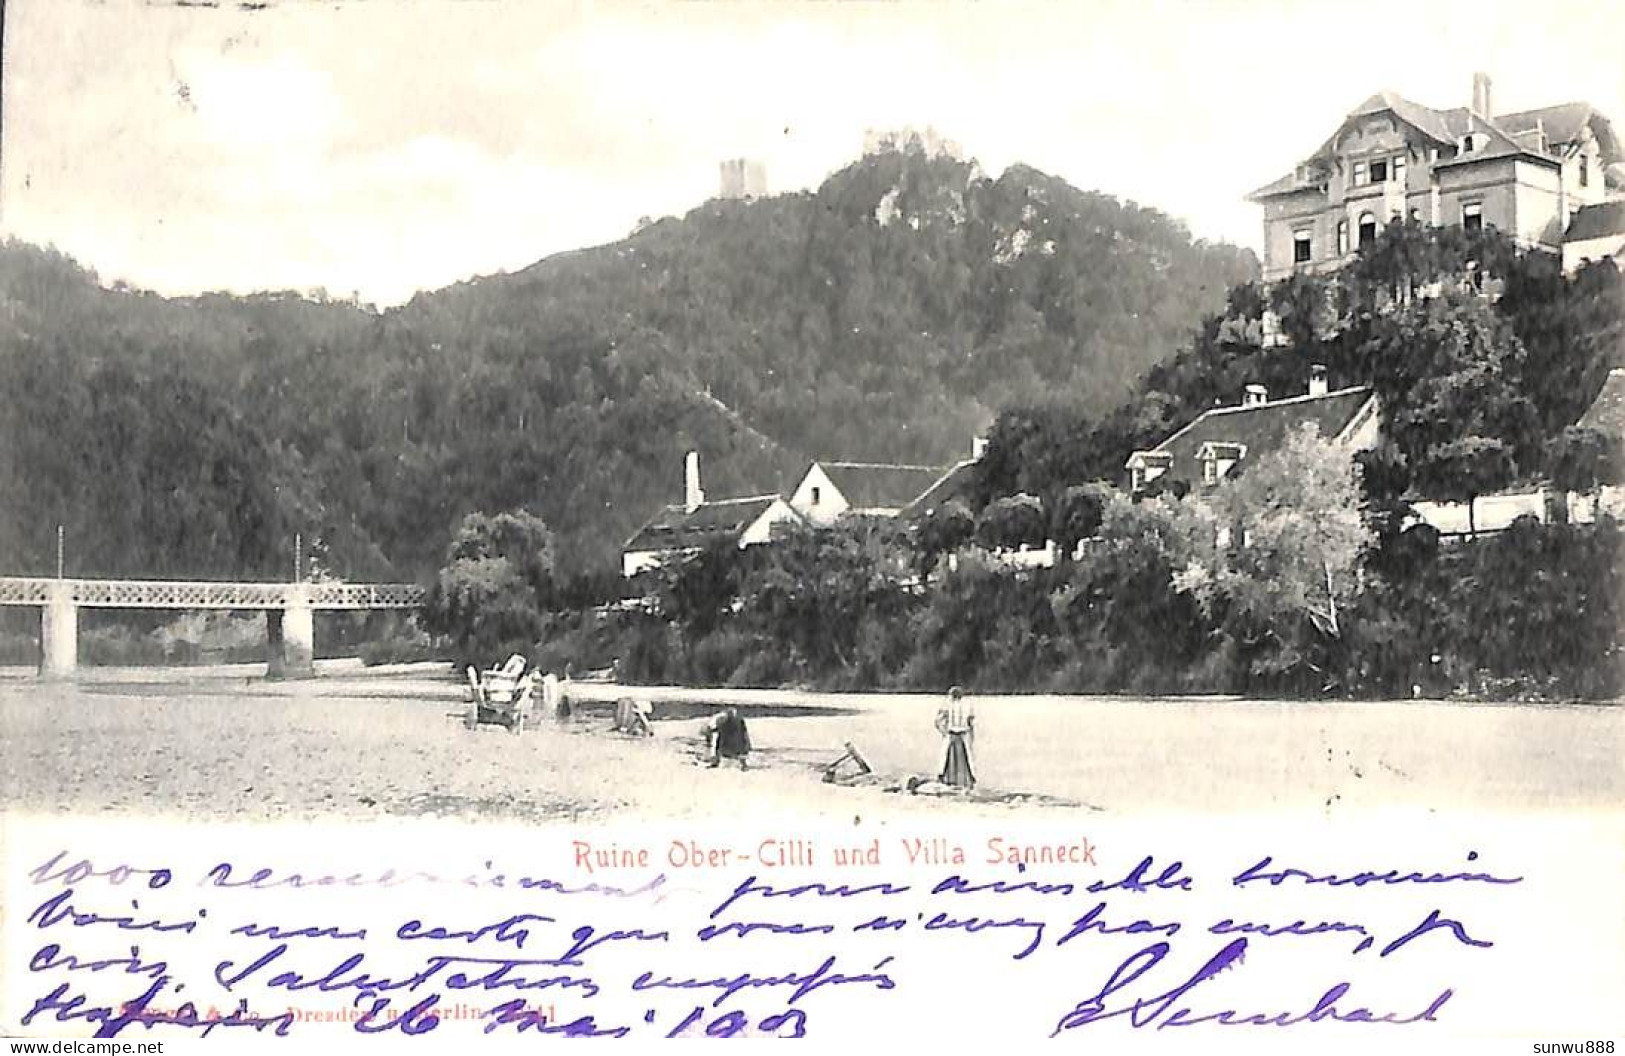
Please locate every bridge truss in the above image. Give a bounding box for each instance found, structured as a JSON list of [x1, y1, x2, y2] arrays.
[[0, 577, 425, 610]]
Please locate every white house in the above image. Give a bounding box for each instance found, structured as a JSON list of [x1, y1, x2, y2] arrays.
[[787, 460, 952, 526], [620, 452, 802, 577]]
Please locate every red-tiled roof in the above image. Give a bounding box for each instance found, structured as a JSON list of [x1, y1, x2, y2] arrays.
[[817, 462, 949, 511], [1134, 386, 1376, 490], [623, 495, 788, 553]]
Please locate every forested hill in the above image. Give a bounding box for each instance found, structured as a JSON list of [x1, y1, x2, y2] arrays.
[[0, 142, 1256, 579]]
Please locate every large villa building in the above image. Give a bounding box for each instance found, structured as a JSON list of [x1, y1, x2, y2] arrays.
[[1249, 74, 1624, 281]]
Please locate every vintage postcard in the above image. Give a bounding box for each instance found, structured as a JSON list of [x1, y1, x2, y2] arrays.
[[2, 0, 1623, 1049]]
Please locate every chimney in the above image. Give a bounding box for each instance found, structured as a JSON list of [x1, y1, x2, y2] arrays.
[[1243, 384, 1268, 408], [684, 451, 705, 512], [1472, 72, 1493, 119], [972, 436, 989, 460], [1308, 364, 1329, 398]]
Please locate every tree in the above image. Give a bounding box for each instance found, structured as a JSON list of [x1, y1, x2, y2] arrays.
[[1545, 425, 1622, 520], [975, 493, 1048, 552], [1362, 289, 1539, 531], [911, 499, 975, 576], [422, 509, 554, 664], [1172, 423, 1372, 686], [1049, 483, 1110, 561], [737, 522, 909, 677], [1267, 271, 1336, 348], [655, 538, 743, 641]]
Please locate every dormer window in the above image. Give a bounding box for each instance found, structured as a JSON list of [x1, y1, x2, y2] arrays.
[[1127, 451, 1172, 494], [1198, 442, 1247, 486]]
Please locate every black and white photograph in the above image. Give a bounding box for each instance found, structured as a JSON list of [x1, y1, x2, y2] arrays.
[[1, 0, 1622, 1047]]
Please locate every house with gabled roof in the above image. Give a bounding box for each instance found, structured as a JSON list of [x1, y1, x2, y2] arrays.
[[621, 452, 802, 577], [1126, 366, 1379, 494], [1562, 200, 1625, 274], [1249, 73, 1622, 282], [787, 460, 953, 526]]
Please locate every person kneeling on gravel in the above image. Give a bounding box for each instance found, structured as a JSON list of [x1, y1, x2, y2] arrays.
[[703, 705, 751, 770]]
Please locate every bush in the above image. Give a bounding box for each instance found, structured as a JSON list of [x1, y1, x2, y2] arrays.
[[727, 648, 787, 689], [359, 628, 445, 667], [684, 627, 761, 687]]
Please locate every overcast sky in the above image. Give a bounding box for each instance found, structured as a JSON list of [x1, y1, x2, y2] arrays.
[[3, 0, 1622, 306]]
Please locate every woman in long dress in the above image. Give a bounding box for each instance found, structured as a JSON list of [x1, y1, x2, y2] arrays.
[[935, 686, 975, 789]]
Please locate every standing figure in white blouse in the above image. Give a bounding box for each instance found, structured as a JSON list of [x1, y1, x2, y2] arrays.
[[934, 685, 975, 789]]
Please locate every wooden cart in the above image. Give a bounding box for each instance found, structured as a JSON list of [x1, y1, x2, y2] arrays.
[[463, 658, 535, 734]]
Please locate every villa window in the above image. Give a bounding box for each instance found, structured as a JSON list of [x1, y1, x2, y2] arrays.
[[1293, 229, 1313, 264], [1393, 154, 1406, 185], [1337, 219, 1349, 255], [810, 486, 821, 505], [1202, 457, 1219, 486], [1410, 207, 1422, 223], [1352, 160, 1368, 186], [1369, 159, 1388, 183], [1358, 212, 1378, 248], [1580, 155, 1590, 188], [1462, 200, 1484, 233]]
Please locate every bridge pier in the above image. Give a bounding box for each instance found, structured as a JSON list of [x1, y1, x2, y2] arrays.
[[40, 584, 78, 679], [2, 575, 423, 680], [266, 591, 315, 680]]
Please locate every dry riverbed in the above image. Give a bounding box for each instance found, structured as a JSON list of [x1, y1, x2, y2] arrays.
[[2, 661, 1621, 823]]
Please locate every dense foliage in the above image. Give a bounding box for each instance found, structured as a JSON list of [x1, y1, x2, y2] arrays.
[[968, 222, 1624, 507], [557, 226, 1624, 700], [0, 140, 1254, 580]]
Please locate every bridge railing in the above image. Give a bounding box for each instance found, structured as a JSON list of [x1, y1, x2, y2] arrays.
[[0, 577, 425, 610]]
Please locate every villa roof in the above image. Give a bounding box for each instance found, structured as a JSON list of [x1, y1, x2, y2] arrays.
[[1251, 92, 1620, 202], [1132, 386, 1376, 488]]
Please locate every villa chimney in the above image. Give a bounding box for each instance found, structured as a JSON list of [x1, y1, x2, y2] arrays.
[[1472, 72, 1493, 118], [1243, 384, 1268, 408], [972, 436, 989, 460], [684, 450, 705, 512], [1308, 364, 1329, 398]]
